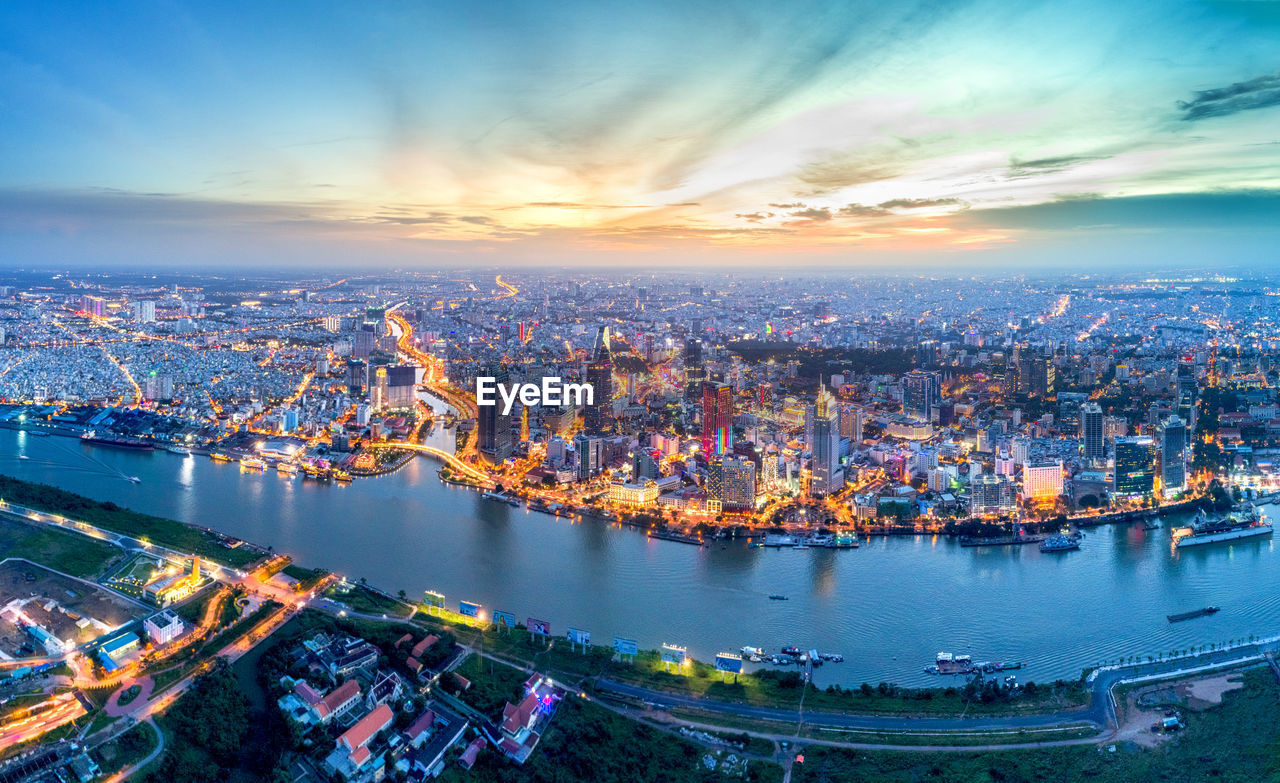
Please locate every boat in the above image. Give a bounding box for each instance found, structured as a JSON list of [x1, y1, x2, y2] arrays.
[[1167, 606, 1220, 623], [80, 431, 153, 450], [482, 490, 520, 507], [166, 445, 191, 455], [17, 455, 28, 460], [276, 462, 299, 475], [1174, 509, 1272, 548], [210, 452, 233, 463], [1039, 534, 1080, 553], [780, 646, 802, 657], [333, 470, 353, 483], [768, 594, 789, 601], [239, 456, 266, 471], [741, 646, 764, 662], [125, 476, 141, 484], [926, 651, 974, 675]]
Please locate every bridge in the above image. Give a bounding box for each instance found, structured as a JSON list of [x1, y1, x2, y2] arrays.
[[365, 441, 493, 487]]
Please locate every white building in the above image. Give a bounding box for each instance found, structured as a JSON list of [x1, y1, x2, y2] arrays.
[[143, 609, 185, 646], [1021, 460, 1064, 501]]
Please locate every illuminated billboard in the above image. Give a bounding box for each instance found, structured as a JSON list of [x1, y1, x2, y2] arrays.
[[613, 637, 639, 656], [527, 617, 550, 636], [661, 644, 686, 665], [493, 610, 517, 628], [715, 653, 743, 673], [459, 600, 481, 618]]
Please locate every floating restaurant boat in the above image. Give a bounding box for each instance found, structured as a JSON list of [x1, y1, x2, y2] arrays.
[[1167, 606, 1219, 622], [333, 470, 353, 483], [1174, 509, 1272, 548], [166, 445, 191, 455], [210, 452, 233, 463], [239, 456, 266, 471], [276, 462, 299, 475]]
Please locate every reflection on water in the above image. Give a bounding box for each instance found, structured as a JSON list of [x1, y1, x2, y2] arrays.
[[3, 428, 1280, 686]]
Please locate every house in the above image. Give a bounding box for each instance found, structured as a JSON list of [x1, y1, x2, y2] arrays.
[[278, 678, 361, 726], [365, 670, 404, 710], [404, 703, 468, 779], [325, 703, 394, 780], [403, 710, 436, 748], [459, 737, 485, 770], [500, 692, 540, 739], [313, 679, 362, 723], [410, 634, 439, 660], [317, 636, 380, 679]]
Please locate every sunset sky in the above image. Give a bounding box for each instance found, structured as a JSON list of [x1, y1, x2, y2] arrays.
[[2, 0, 1279, 269]]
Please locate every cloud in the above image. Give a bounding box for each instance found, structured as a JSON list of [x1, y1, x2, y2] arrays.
[[768, 202, 804, 209], [1177, 73, 1280, 120], [735, 211, 774, 222], [838, 203, 890, 217], [1007, 155, 1106, 178], [877, 197, 966, 210], [790, 207, 832, 221]]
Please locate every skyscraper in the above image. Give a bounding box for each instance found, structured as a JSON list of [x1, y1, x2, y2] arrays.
[[477, 362, 513, 465], [1081, 402, 1104, 463], [1114, 435, 1156, 496], [584, 327, 613, 433], [701, 382, 733, 456], [683, 338, 705, 401], [809, 384, 841, 497], [903, 370, 939, 420], [1160, 415, 1187, 496]]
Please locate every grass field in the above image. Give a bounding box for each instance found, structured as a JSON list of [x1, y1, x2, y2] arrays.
[[788, 667, 1280, 782], [0, 514, 121, 578]]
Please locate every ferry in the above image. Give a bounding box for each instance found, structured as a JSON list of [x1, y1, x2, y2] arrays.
[[276, 462, 299, 475], [1039, 534, 1081, 553], [210, 452, 234, 463], [239, 456, 266, 471], [1174, 508, 1272, 548]]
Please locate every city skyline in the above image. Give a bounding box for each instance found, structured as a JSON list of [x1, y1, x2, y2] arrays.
[[2, 0, 1280, 269]]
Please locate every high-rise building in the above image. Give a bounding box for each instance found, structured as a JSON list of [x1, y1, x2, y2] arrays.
[[1081, 402, 1105, 463], [346, 360, 367, 396], [683, 338, 705, 400], [1160, 415, 1187, 497], [353, 329, 376, 360], [584, 327, 613, 433], [809, 384, 841, 497], [477, 362, 513, 465], [701, 382, 734, 457], [574, 433, 603, 481], [633, 450, 659, 480], [1176, 364, 1197, 426], [1021, 460, 1064, 501], [1114, 435, 1156, 496], [80, 295, 105, 317], [973, 474, 1017, 514], [902, 371, 939, 420], [133, 300, 156, 323], [707, 457, 756, 511], [384, 364, 417, 409]]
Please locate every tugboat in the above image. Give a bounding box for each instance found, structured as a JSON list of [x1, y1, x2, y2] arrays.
[[1174, 508, 1272, 548]]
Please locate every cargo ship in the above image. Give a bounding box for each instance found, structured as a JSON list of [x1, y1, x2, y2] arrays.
[[1167, 606, 1219, 623], [1173, 509, 1272, 548], [80, 431, 153, 450], [1039, 534, 1080, 553]]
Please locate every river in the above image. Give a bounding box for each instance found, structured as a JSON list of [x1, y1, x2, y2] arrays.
[[3, 427, 1279, 687]]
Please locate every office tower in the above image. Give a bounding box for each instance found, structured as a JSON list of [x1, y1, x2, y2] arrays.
[[1081, 402, 1105, 463], [707, 457, 756, 511], [584, 327, 613, 433], [1058, 392, 1086, 432], [1032, 356, 1055, 397], [903, 370, 938, 420], [1160, 415, 1187, 496], [1176, 364, 1197, 426], [973, 474, 1016, 513], [1114, 435, 1156, 496], [683, 338, 705, 400], [574, 433, 603, 481], [346, 360, 367, 396], [701, 382, 734, 456], [477, 362, 513, 465], [1011, 436, 1030, 466], [809, 384, 841, 497], [632, 450, 659, 480], [371, 366, 387, 410]]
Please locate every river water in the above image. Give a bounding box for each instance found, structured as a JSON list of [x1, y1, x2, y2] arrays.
[[3, 427, 1279, 687]]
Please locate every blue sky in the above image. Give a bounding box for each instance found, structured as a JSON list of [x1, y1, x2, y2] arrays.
[[2, 0, 1279, 269]]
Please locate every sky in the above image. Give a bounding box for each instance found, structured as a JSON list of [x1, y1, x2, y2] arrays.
[[1, 0, 1279, 271]]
